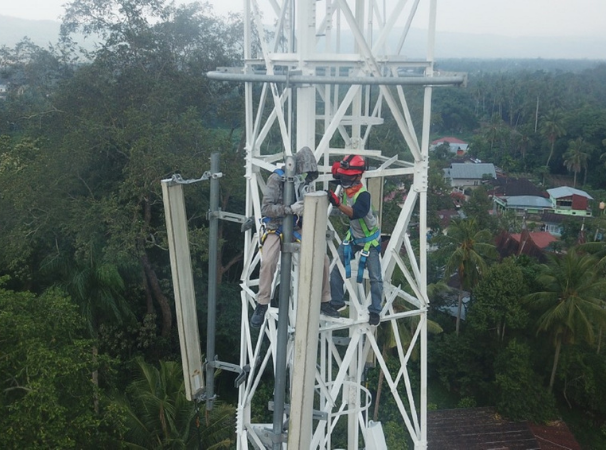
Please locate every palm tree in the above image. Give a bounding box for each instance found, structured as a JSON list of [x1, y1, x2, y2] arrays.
[[563, 137, 591, 187], [438, 219, 497, 334], [540, 110, 566, 179], [516, 128, 532, 172], [483, 113, 505, 154], [43, 244, 133, 339], [578, 239, 606, 354], [524, 250, 606, 392], [118, 358, 235, 449], [43, 246, 133, 411]]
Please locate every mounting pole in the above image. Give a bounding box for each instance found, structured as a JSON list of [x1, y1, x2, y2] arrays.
[[206, 152, 221, 411], [272, 155, 296, 448]]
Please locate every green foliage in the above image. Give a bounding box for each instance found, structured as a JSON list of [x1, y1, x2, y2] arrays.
[[116, 358, 235, 449], [0, 285, 123, 448], [427, 162, 456, 233], [528, 250, 606, 346], [0, 2, 246, 444], [461, 186, 496, 231], [493, 340, 558, 422], [366, 357, 420, 424], [563, 137, 593, 187], [469, 257, 529, 340], [435, 218, 498, 333], [42, 245, 133, 338], [250, 376, 274, 424], [430, 332, 493, 400], [558, 346, 606, 416], [456, 397, 477, 408], [525, 250, 606, 391], [383, 420, 410, 449], [438, 218, 497, 292]]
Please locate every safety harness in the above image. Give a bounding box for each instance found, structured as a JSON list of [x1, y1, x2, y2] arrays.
[[260, 168, 302, 246], [341, 187, 381, 283]]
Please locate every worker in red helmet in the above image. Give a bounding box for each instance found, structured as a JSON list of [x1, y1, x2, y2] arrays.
[[326, 155, 383, 326]]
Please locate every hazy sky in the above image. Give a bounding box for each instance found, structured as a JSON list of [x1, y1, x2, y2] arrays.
[[3, 0, 606, 39]]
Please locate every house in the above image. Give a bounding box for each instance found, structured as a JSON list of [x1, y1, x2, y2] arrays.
[[547, 186, 593, 217], [437, 209, 462, 229], [495, 228, 556, 263], [443, 162, 496, 189], [430, 137, 469, 155], [488, 177, 547, 199], [540, 212, 586, 237], [0, 84, 7, 100], [510, 231, 558, 250], [494, 195, 553, 215], [488, 177, 551, 215]]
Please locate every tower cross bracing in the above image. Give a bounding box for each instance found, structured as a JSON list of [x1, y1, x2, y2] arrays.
[[211, 0, 465, 448]]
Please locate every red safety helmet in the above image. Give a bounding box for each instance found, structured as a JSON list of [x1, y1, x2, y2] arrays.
[[337, 154, 367, 176]]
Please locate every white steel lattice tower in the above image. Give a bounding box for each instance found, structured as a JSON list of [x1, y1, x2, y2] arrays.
[[212, 0, 464, 448]]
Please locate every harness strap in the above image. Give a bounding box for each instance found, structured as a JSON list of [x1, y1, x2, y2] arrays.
[[340, 186, 381, 283], [260, 167, 301, 247], [342, 228, 380, 283], [260, 226, 301, 247]]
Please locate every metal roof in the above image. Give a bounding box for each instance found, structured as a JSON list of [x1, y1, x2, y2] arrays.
[[504, 196, 553, 209], [547, 186, 593, 200], [448, 163, 496, 179]]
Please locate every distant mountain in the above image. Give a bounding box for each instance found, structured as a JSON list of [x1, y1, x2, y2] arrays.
[[1, 14, 605, 61], [0, 15, 61, 48], [434, 31, 606, 60]]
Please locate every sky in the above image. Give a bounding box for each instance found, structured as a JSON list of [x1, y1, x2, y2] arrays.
[[3, 0, 606, 39]]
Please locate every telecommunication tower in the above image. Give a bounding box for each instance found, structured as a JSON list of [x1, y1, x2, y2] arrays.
[[205, 0, 465, 448]]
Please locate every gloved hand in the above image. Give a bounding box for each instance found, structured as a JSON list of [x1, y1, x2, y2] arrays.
[[290, 200, 304, 216], [326, 190, 340, 207]]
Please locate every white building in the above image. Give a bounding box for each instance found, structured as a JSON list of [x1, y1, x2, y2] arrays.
[[443, 162, 496, 188]]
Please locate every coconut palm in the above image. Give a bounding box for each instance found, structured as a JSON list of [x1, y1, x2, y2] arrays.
[[438, 218, 497, 334], [540, 110, 566, 180], [43, 245, 133, 411], [516, 127, 532, 171], [42, 244, 133, 339], [118, 358, 235, 449], [563, 137, 591, 187], [578, 239, 606, 354], [524, 250, 606, 392]]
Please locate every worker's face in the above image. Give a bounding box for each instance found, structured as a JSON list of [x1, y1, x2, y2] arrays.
[[341, 174, 361, 188], [305, 171, 318, 183]]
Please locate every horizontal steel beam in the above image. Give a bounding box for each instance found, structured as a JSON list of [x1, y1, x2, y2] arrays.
[[207, 70, 466, 87]]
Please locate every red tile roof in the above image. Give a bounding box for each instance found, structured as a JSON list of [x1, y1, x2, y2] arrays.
[[510, 231, 557, 249]]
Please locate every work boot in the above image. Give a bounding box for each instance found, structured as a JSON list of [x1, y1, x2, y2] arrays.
[[320, 302, 340, 318], [329, 301, 346, 312], [369, 312, 380, 326], [251, 304, 268, 328]]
